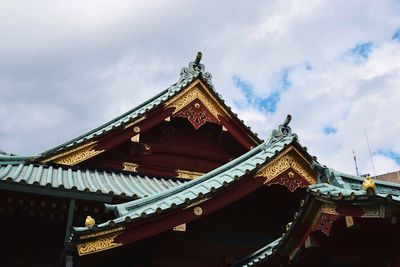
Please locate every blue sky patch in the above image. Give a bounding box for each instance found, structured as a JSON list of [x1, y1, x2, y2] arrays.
[[305, 62, 313, 71], [350, 42, 374, 59], [232, 68, 293, 114], [324, 126, 337, 135], [392, 28, 400, 42], [376, 149, 400, 164]]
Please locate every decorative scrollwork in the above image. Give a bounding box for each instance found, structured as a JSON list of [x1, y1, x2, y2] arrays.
[[166, 82, 229, 121], [256, 153, 315, 186], [52, 143, 104, 165], [77, 234, 123, 256]]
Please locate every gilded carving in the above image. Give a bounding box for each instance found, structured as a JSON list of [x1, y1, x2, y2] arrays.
[[255, 147, 315, 186], [123, 162, 139, 172], [77, 234, 123, 256], [176, 169, 204, 179], [42, 142, 104, 165], [164, 80, 229, 121], [321, 203, 339, 215], [361, 205, 385, 218]]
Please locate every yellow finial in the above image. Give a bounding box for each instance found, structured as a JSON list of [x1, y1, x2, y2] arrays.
[[362, 175, 376, 192], [85, 215, 95, 227]]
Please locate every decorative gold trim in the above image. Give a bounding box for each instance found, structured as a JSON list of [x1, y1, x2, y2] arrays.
[[122, 162, 139, 172], [173, 223, 186, 232], [255, 147, 315, 185], [194, 206, 203, 216], [131, 134, 140, 142], [123, 116, 146, 129], [77, 234, 123, 256], [186, 197, 210, 208], [164, 79, 230, 121], [176, 169, 204, 179], [42, 141, 104, 165], [345, 216, 354, 228], [80, 227, 125, 240], [321, 203, 339, 215]]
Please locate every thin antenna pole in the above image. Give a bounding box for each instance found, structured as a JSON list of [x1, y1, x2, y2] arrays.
[[364, 127, 376, 177], [353, 150, 360, 176]]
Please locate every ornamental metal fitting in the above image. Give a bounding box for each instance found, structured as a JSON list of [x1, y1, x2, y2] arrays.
[[362, 175, 376, 193], [85, 216, 96, 228], [266, 114, 297, 145], [171, 52, 214, 91]]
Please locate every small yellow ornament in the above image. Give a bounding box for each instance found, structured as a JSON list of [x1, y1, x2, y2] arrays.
[[85, 215, 96, 227], [362, 176, 376, 192]]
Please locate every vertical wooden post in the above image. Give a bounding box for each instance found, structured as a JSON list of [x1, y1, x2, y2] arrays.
[[64, 199, 75, 244], [65, 199, 76, 267]]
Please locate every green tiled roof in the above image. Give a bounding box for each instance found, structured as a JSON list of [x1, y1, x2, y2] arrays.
[[39, 56, 260, 159], [73, 115, 298, 233], [0, 162, 184, 199]]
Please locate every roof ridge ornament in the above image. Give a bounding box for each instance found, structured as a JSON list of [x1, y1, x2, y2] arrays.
[[266, 115, 297, 145], [172, 52, 214, 91]]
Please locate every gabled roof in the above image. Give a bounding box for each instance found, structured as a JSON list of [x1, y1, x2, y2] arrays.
[[233, 164, 400, 267], [73, 115, 311, 233], [38, 53, 261, 162], [0, 161, 185, 200]]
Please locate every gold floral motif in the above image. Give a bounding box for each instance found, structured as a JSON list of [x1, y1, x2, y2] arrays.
[[176, 169, 204, 179], [255, 147, 315, 185], [77, 234, 123, 256], [164, 80, 229, 121], [122, 162, 139, 172], [173, 223, 186, 232]]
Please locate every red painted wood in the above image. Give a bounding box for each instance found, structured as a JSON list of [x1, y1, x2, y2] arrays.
[[95, 107, 175, 151], [218, 116, 255, 150], [113, 175, 265, 245]]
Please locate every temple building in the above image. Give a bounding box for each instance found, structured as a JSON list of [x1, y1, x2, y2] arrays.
[[1, 53, 400, 267]]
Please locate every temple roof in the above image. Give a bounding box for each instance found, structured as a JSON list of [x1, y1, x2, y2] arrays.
[[0, 161, 184, 200], [38, 53, 261, 160], [233, 166, 400, 267], [73, 115, 303, 233]]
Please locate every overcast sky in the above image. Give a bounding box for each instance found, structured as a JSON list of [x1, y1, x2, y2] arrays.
[[1, 0, 400, 176]]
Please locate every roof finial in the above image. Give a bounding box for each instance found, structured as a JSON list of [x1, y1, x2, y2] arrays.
[[170, 52, 214, 91], [266, 114, 297, 145], [195, 52, 202, 65], [283, 114, 292, 128]]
